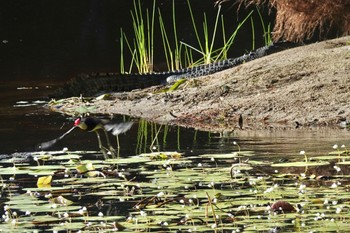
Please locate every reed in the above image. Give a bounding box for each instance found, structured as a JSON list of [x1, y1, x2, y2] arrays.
[[184, 0, 254, 65], [120, 0, 269, 74], [158, 0, 183, 71], [121, 0, 156, 74], [255, 7, 272, 46]]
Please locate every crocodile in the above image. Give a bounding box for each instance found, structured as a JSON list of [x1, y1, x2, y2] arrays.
[[51, 41, 299, 99]]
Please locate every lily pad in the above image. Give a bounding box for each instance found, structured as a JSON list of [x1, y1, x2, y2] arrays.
[[146, 159, 192, 166], [103, 156, 151, 164], [311, 155, 350, 160], [0, 166, 31, 175], [199, 151, 255, 159], [271, 161, 330, 167]]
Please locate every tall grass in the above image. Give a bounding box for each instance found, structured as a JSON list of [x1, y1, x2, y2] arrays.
[[186, 0, 222, 64], [251, 6, 272, 49], [120, 0, 271, 74], [120, 0, 156, 74], [256, 6, 272, 45], [177, 0, 254, 66], [158, 1, 182, 71]]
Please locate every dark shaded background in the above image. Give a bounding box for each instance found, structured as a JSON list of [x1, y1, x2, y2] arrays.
[[0, 0, 271, 153], [0, 0, 270, 83]]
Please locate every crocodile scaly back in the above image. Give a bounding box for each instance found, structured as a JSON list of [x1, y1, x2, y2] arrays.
[[51, 72, 170, 98], [51, 42, 298, 99], [166, 41, 298, 82]]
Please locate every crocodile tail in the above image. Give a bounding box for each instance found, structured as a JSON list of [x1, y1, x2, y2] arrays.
[[50, 73, 167, 99]]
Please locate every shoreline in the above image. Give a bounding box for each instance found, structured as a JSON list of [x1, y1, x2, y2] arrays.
[[49, 36, 350, 133]]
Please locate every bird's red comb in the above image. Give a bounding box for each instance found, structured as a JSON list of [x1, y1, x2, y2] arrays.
[[74, 118, 81, 126]]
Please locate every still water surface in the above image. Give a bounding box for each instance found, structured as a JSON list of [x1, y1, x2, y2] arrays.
[[0, 1, 348, 158], [1, 85, 350, 232], [1, 2, 349, 232], [1, 82, 349, 160]]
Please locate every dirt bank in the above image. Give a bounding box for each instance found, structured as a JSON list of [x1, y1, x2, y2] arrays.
[[49, 36, 350, 132]]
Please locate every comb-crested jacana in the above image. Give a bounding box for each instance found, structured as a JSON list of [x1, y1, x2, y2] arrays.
[[74, 117, 105, 132], [38, 117, 133, 158], [74, 117, 133, 157]]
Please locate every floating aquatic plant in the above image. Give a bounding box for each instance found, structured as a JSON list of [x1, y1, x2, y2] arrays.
[[1, 142, 350, 231]]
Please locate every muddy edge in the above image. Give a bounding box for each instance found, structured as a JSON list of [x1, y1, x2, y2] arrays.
[[49, 36, 350, 133]]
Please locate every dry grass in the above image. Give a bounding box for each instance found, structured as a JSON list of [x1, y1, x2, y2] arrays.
[[233, 0, 350, 42]]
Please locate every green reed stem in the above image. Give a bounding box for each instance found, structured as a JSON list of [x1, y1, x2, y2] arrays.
[[251, 16, 256, 50], [256, 6, 272, 45]]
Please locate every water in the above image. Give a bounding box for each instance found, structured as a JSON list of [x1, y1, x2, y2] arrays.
[[1, 2, 350, 232], [0, 76, 349, 157], [0, 0, 261, 154], [4, 78, 343, 157], [0, 0, 348, 160], [2, 68, 350, 233]]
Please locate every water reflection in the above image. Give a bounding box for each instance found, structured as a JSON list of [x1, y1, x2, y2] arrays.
[[0, 0, 277, 154], [1, 84, 350, 233], [1, 78, 344, 160], [0, 80, 348, 159], [1, 97, 349, 162]]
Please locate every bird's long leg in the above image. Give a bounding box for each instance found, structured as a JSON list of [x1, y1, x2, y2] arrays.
[[104, 121, 133, 158], [115, 135, 120, 159], [95, 131, 108, 159], [102, 128, 117, 158]]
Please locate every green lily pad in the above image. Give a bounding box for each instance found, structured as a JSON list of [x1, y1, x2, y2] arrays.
[[199, 151, 255, 159], [271, 161, 330, 167], [328, 150, 348, 155], [311, 155, 350, 160], [335, 161, 350, 165], [0, 166, 31, 175], [103, 156, 151, 164], [146, 159, 192, 166], [48, 153, 82, 160]]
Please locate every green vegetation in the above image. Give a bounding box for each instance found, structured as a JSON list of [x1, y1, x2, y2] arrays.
[[120, 0, 156, 74], [184, 1, 254, 66], [120, 0, 272, 74], [158, 0, 182, 71], [1, 140, 350, 232], [251, 6, 272, 49]]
